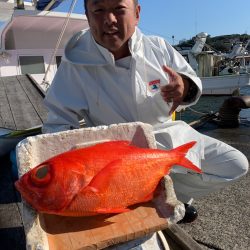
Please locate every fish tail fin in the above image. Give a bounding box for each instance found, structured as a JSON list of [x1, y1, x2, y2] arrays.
[[173, 141, 202, 173], [173, 141, 196, 154], [178, 154, 202, 173]]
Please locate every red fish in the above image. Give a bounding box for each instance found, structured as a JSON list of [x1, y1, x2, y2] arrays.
[[15, 140, 201, 216]]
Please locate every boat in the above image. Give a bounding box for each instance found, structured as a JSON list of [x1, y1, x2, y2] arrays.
[[176, 32, 250, 95], [0, 0, 90, 155], [200, 73, 250, 95], [0, 1, 89, 93]]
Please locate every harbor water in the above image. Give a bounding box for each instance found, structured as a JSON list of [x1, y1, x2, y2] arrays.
[[177, 86, 250, 124]]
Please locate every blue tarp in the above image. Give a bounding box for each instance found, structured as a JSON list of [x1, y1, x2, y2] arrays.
[[36, 0, 64, 10]]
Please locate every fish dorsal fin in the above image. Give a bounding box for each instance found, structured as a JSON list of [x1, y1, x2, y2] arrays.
[[92, 140, 131, 149], [97, 140, 137, 151], [86, 159, 122, 192], [103, 140, 131, 146]]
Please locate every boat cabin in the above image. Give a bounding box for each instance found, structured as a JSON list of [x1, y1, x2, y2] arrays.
[[177, 33, 250, 78], [0, 9, 89, 91]]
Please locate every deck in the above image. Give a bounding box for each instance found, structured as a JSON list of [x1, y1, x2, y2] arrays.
[[178, 123, 250, 250], [0, 75, 47, 130]]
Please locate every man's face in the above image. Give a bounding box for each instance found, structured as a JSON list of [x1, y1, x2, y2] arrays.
[[86, 0, 140, 59]]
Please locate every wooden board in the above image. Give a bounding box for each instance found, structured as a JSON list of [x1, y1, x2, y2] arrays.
[[40, 202, 169, 250], [37, 174, 180, 250]]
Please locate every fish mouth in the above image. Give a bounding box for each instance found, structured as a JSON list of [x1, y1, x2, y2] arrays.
[[15, 180, 39, 210], [15, 180, 29, 199], [15, 179, 23, 194]]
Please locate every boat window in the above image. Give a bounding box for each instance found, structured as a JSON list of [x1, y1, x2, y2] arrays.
[[56, 56, 62, 68], [19, 56, 45, 74]]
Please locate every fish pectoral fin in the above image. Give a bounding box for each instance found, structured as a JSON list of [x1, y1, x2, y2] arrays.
[[87, 159, 122, 192], [96, 207, 130, 214]]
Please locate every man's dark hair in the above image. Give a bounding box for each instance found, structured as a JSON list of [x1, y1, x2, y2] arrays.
[[84, 0, 138, 13]]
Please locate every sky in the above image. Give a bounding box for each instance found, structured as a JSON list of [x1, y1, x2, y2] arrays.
[[1, 0, 250, 44], [51, 0, 250, 44]]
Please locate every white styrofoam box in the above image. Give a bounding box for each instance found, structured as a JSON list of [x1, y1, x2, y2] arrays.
[[15, 122, 184, 250]]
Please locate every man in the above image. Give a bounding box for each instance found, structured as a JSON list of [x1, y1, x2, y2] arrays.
[[43, 0, 248, 226]]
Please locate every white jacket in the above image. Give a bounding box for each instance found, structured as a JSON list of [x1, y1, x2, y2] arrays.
[[43, 27, 204, 171]]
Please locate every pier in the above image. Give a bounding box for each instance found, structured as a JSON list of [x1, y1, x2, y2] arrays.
[[0, 75, 47, 130]]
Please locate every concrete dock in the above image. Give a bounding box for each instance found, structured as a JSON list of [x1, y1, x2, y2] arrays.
[[178, 123, 250, 250]]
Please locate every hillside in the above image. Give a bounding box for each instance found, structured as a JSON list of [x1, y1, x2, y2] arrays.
[[177, 34, 250, 53]]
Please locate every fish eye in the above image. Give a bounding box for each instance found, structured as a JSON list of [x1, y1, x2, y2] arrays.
[[30, 164, 51, 187], [36, 165, 49, 178]]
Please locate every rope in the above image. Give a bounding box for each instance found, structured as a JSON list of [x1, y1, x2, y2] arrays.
[[157, 231, 170, 250], [182, 107, 217, 129], [41, 0, 78, 90], [187, 106, 211, 116]]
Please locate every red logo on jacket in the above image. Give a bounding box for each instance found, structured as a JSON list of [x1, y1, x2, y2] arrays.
[[148, 79, 161, 92]]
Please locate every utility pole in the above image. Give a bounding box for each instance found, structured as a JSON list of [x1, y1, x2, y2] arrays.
[[172, 35, 175, 45]]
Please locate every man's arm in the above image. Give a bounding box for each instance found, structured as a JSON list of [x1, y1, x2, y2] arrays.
[[42, 61, 87, 133]]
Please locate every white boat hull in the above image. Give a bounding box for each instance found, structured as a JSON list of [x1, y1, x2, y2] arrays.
[[201, 73, 250, 95]]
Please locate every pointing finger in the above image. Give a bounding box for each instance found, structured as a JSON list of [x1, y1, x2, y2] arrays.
[[162, 65, 177, 79], [169, 100, 180, 115]]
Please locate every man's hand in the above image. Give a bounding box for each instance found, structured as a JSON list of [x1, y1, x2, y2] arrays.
[[160, 65, 189, 115]]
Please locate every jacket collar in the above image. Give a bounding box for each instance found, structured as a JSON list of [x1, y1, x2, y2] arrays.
[[64, 27, 143, 66]]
